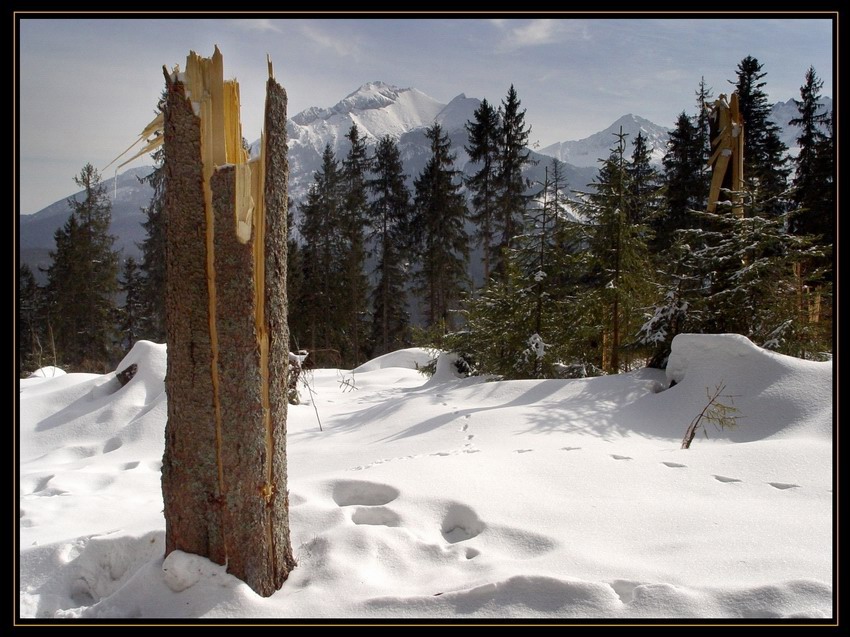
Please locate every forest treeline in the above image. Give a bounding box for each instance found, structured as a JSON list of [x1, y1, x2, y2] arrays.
[[18, 57, 833, 377]]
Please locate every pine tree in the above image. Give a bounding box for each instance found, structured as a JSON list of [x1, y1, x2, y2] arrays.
[[367, 135, 412, 356], [411, 122, 469, 332], [298, 144, 346, 362], [494, 85, 533, 281], [450, 158, 583, 380], [286, 196, 305, 352], [626, 131, 662, 232], [789, 66, 833, 245], [658, 112, 705, 254], [339, 125, 372, 366], [45, 164, 120, 371], [694, 76, 714, 193], [137, 92, 167, 343], [18, 263, 48, 375], [577, 130, 654, 373], [670, 197, 826, 358], [733, 56, 790, 217], [119, 255, 144, 350], [787, 66, 833, 350], [464, 98, 501, 282]]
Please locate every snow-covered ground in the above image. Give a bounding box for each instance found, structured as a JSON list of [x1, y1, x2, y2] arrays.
[[17, 334, 834, 620]]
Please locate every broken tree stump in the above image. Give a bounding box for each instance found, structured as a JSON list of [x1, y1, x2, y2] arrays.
[[160, 47, 295, 597]]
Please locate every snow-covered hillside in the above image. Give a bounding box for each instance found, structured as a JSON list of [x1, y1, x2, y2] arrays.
[[18, 334, 833, 620]]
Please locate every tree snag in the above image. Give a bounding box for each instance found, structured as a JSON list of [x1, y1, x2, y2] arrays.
[[160, 47, 295, 597]]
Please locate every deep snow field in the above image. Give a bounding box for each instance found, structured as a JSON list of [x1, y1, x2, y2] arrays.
[[17, 334, 834, 621]]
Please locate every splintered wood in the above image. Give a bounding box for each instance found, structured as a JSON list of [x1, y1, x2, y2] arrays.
[[707, 92, 744, 217], [161, 46, 295, 598]]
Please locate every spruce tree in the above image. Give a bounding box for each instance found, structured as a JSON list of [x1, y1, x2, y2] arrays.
[[577, 130, 653, 373], [494, 85, 533, 281], [464, 98, 501, 282], [658, 112, 704, 255], [670, 199, 826, 358], [451, 158, 581, 380], [626, 131, 662, 232], [286, 196, 305, 352], [733, 56, 790, 217], [339, 125, 371, 366], [18, 263, 47, 375], [137, 92, 167, 343], [694, 76, 714, 194], [45, 163, 120, 371], [787, 66, 833, 349], [119, 255, 144, 350], [411, 123, 469, 332], [367, 135, 412, 356], [298, 144, 346, 361], [789, 66, 833, 245]]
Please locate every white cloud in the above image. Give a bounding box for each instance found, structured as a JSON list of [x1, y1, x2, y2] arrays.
[[497, 19, 590, 52], [232, 19, 282, 33], [299, 23, 361, 58]]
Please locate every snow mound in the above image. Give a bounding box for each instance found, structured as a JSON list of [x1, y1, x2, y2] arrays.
[[657, 334, 832, 442], [421, 352, 470, 388], [352, 347, 436, 373], [28, 366, 67, 378]]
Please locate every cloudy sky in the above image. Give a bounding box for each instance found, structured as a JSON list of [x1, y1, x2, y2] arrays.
[[16, 14, 834, 215]]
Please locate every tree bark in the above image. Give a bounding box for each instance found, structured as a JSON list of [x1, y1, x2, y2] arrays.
[[161, 72, 227, 566]]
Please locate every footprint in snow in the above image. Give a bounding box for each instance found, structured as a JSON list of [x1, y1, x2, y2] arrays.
[[611, 454, 632, 461], [662, 461, 687, 468], [331, 479, 400, 507], [460, 423, 469, 432], [441, 503, 485, 543], [351, 506, 402, 527], [768, 482, 800, 490], [514, 449, 533, 454], [713, 475, 742, 483], [560, 447, 581, 452]]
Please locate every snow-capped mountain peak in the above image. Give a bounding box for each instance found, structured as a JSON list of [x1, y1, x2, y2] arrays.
[[539, 113, 670, 168], [289, 81, 444, 135]]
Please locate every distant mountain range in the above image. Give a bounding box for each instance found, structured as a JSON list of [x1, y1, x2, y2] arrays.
[[19, 82, 829, 282]]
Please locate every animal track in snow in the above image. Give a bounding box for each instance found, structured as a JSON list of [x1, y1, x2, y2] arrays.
[[441, 503, 485, 543], [609, 579, 641, 604], [662, 462, 687, 468], [514, 449, 533, 454], [331, 480, 400, 507], [102, 437, 123, 453], [121, 461, 140, 470], [460, 423, 469, 432], [611, 454, 632, 461], [560, 447, 581, 452], [30, 474, 55, 494], [768, 482, 800, 490], [351, 506, 402, 527], [713, 475, 742, 483]]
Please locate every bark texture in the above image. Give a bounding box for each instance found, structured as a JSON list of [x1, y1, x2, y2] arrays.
[[161, 63, 294, 597], [161, 73, 226, 565], [263, 77, 297, 590]]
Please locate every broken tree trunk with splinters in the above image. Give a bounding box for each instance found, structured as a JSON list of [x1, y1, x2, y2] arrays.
[[160, 47, 295, 597], [706, 92, 744, 217]]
